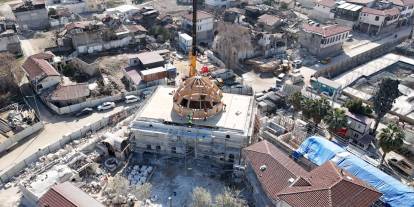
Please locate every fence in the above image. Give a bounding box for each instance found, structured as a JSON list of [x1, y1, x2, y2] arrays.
[[0, 106, 138, 183], [43, 87, 155, 115], [0, 122, 44, 154]]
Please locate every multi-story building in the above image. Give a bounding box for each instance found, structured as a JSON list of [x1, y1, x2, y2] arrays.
[[11, 0, 49, 30], [389, 0, 414, 24], [182, 11, 214, 46], [243, 140, 382, 207], [358, 7, 400, 35], [299, 24, 351, 58]]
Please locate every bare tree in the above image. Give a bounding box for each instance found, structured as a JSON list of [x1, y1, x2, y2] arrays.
[[0, 53, 20, 93], [104, 174, 129, 202], [132, 182, 152, 201], [191, 187, 212, 207], [215, 187, 245, 207]]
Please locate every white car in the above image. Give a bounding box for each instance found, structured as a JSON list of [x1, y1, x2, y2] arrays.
[[125, 95, 140, 103], [97, 102, 115, 111]]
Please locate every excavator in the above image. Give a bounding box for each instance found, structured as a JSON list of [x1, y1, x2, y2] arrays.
[[189, 0, 198, 77]]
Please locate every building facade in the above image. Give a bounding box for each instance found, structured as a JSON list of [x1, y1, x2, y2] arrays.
[[299, 24, 351, 58], [0, 19, 21, 55], [12, 0, 49, 30], [358, 7, 400, 35], [182, 11, 214, 46]]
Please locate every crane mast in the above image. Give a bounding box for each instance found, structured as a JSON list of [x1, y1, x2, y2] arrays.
[[189, 0, 197, 77]]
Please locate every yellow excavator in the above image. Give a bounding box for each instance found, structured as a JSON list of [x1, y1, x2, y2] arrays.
[[189, 0, 198, 77]]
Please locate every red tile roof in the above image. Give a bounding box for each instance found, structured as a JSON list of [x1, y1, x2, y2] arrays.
[[243, 140, 382, 207], [318, 0, 336, 8], [38, 182, 105, 207], [22, 52, 59, 81], [49, 84, 90, 101], [361, 7, 400, 16], [302, 24, 351, 38], [183, 11, 214, 21]]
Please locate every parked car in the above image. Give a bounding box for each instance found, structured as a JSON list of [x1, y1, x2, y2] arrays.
[[75, 107, 93, 117], [97, 102, 116, 111], [125, 95, 140, 103]]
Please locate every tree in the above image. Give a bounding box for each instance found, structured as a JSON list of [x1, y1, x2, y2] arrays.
[[310, 98, 331, 127], [372, 78, 401, 132], [191, 187, 212, 207], [104, 175, 129, 203], [301, 97, 314, 120], [344, 99, 372, 116], [288, 91, 302, 119], [378, 123, 405, 165], [324, 108, 348, 133], [132, 182, 152, 201], [215, 188, 244, 207]]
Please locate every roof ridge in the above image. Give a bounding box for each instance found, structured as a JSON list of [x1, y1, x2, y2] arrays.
[[277, 186, 330, 196]]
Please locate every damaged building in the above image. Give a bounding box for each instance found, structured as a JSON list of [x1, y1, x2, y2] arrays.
[[129, 76, 256, 164], [0, 17, 21, 55], [11, 0, 49, 30]]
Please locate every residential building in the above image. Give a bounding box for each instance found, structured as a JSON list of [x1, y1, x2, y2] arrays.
[[311, 0, 336, 22], [256, 14, 281, 32], [38, 182, 105, 207], [0, 17, 21, 55], [358, 7, 400, 35], [345, 110, 373, 140], [22, 52, 61, 94], [243, 140, 382, 207], [48, 83, 90, 107], [299, 24, 351, 58], [11, 0, 49, 30], [389, 0, 414, 24], [129, 51, 165, 69], [182, 11, 214, 46], [205, 0, 230, 9]]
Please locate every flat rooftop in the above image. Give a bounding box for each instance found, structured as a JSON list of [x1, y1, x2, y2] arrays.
[[136, 86, 255, 133]]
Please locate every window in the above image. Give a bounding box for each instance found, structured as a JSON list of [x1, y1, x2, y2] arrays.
[[225, 135, 230, 139], [156, 145, 161, 150], [146, 145, 152, 150], [171, 147, 176, 153], [375, 16, 379, 21]]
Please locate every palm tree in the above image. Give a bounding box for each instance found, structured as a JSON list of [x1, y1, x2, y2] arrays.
[[324, 108, 348, 133], [378, 123, 405, 165], [288, 92, 302, 119], [311, 98, 331, 127], [301, 97, 313, 121]]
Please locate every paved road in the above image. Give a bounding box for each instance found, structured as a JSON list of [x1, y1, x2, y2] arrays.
[[0, 84, 128, 175]]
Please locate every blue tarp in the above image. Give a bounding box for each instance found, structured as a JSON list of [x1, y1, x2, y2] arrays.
[[335, 154, 414, 207], [293, 136, 346, 165], [294, 136, 414, 207]]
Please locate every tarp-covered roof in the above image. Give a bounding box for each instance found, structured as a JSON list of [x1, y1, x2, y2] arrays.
[[334, 154, 414, 207], [293, 136, 346, 165], [294, 136, 414, 207]]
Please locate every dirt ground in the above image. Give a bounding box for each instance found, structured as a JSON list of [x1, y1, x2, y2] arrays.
[[139, 156, 249, 207]]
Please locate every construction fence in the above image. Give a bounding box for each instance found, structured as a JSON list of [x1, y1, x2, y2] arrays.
[[0, 105, 138, 183]]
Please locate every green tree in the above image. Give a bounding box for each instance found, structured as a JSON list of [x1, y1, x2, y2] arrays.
[[311, 98, 331, 127], [378, 123, 405, 165], [324, 108, 348, 133], [192, 187, 212, 207], [344, 99, 372, 116], [372, 78, 400, 132], [288, 91, 302, 119], [301, 97, 313, 120]]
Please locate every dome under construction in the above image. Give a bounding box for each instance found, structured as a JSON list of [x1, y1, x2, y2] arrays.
[[173, 76, 224, 119]]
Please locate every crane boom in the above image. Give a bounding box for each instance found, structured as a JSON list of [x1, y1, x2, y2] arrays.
[[189, 0, 197, 77]]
